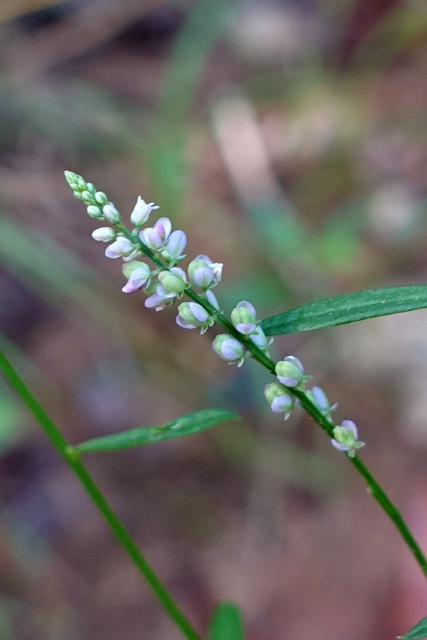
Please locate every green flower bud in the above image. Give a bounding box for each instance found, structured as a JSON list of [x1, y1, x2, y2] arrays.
[[81, 190, 95, 205], [231, 303, 257, 335], [212, 334, 246, 366], [158, 269, 186, 295], [122, 260, 146, 279], [64, 170, 86, 191], [103, 203, 121, 224], [264, 382, 288, 404], [264, 382, 295, 418], [86, 205, 105, 220], [95, 191, 109, 205], [275, 356, 310, 388]]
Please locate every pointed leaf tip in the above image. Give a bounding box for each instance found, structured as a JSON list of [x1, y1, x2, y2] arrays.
[[208, 602, 245, 640], [397, 616, 427, 639]]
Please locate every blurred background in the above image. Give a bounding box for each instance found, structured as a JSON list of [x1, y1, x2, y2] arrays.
[[0, 0, 426, 638]]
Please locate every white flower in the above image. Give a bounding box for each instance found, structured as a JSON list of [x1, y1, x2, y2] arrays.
[[105, 236, 135, 259], [91, 227, 116, 242], [130, 197, 159, 227]]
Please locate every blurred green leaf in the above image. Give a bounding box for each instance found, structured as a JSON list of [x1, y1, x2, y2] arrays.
[[75, 408, 238, 453], [148, 0, 246, 207], [261, 285, 427, 336], [0, 215, 125, 336], [0, 599, 14, 640], [208, 602, 244, 640], [0, 78, 137, 161], [398, 616, 427, 639]]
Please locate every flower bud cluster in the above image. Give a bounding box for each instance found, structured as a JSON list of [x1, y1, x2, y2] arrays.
[[212, 300, 273, 366], [65, 171, 190, 310], [264, 355, 364, 456], [264, 356, 310, 421], [65, 172, 273, 366], [65, 171, 366, 456], [65, 171, 119, 223]]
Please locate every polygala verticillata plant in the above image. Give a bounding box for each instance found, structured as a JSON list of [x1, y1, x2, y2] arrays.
[[0, 170, 427, 640]]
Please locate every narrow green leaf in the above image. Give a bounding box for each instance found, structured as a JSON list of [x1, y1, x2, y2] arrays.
[[260, 285, 427, 336], [208, 602, 244, 640], [75, 408, 238, 454], [398, 616, 427, 639]]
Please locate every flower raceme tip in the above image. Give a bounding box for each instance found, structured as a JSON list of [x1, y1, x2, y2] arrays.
[[65, 170, 363, 457]]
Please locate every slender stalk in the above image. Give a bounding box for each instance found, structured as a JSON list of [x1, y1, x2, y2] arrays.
[[351, 455, 427, 577], [115, 218, 427, 580], [0, 348, 203, 640]]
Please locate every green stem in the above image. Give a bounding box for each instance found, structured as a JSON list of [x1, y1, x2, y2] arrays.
[[351, 455, 427, 577], [188, 293, 427, 579], [116, 219, 427, 580], [182, 294, 427, 579], [0, 348, 203, 640]]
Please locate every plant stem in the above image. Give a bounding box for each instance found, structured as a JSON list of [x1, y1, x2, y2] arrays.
[[0, 348, 203, 640], [113, 219, 427, 581], [180, 297, 427, 579], [351, 455, 427, 578]]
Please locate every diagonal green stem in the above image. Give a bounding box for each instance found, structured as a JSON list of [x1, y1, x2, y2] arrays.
[[350, 455, 427, 577], [0, 348, 203, 640], [116, 216, 427, 580], [177, 290, 427, 578]]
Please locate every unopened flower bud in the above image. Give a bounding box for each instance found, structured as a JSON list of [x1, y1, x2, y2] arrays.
[[275, 356, 310, 388], [105, 236, 135, 259], [176, 302, 211, 331], [212, 334, 246, 366], [121, 261, 151, 293], [91, 227, 116, 242], [306, 386, 337, 417], [87, 205, 105, 220], [264, 382, 295, 419], [331, 420, 364, 457], [188, 255, 223, 289], [231, 301, 257, 335], [158, 267, 187, 295], [95, 191, 109, 205], [81, 190, 94, 204], [64, 170, 86, 191], [249, 326, 272, 353], [103, 203, 121, 224], [130, 197, 159, 227]]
